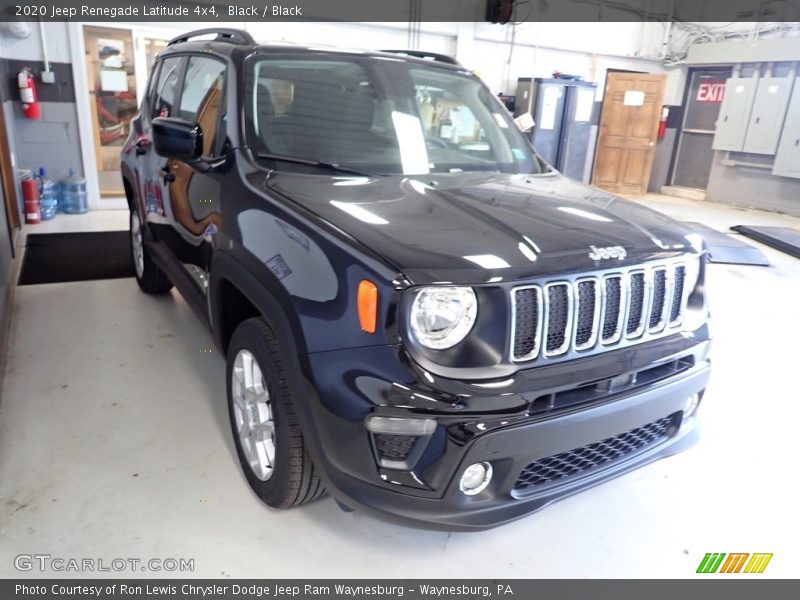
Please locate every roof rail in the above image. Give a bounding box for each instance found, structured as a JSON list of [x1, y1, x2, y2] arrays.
[[380, 50, 461, 66], [168, 28, 255, 47]]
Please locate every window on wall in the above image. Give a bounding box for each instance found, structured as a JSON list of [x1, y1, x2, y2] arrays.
[[178, 57, 227, 157], [83, 25, 140, 196], [144, 38, 169, 73]]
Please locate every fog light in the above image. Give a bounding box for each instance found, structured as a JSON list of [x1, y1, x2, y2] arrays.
[[684, 393, 699, 418], [459, 462, 493, 496]]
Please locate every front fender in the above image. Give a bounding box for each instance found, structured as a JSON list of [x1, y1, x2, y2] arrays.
[[209, 247, 307, 358]]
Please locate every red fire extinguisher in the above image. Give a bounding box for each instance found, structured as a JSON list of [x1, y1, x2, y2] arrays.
[[21, 175, 41, 224], [658, 106, 669, 139], [18, 68, 41, 120]]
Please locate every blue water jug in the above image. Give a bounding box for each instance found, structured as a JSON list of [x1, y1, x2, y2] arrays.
[[60, 168, 88, 214], [145, 177, 158, 214], [38, 167, 59, 220]]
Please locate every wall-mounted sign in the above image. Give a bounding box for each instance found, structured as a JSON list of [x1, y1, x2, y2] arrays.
[[697, 81, 726, 103], [539, 86, 562, 129], [574, 88, 595, 122], [99, 70, 128, 93], [623, 90, 645, 106]]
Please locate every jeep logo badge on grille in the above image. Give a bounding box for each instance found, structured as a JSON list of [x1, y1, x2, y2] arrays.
[[589, 245, 627, 260]]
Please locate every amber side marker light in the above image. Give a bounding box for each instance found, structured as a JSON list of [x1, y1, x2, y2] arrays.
[[358, 280, 378, 333]]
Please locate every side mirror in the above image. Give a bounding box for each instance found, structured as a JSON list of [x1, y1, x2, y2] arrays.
[[151, 117, 203, 161]]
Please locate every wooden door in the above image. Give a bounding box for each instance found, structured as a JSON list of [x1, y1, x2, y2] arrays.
[[592, 72, 666, 195], [0, 103, 20, 251]]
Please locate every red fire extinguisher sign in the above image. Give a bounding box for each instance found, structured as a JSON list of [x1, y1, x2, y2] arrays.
[[18, 68, 42, 120]]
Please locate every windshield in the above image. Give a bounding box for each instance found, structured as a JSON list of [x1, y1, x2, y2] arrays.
[[244, 54, 543, 176]]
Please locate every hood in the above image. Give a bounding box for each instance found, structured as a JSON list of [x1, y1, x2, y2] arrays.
[[264, 171, 700, 285]]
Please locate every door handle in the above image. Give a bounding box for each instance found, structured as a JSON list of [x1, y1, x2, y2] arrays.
[[134, 135, 150, 156], [160, 165, 175, 183]]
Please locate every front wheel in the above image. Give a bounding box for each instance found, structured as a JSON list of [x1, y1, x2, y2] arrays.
[[226, 317, 324, 508], [130, 210, 172, 294]]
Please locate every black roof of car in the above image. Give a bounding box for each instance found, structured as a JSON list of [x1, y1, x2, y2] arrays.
[[162, 28, 464, 71]]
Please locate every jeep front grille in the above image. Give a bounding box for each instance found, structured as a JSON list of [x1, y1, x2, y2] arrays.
[[512, 287, 541, 359], [601, 275, 623, 343], [670, 266, 686, 324], [511, 260, 689, 362], [544, 283, 572, 355], [626, 271, 646, 337]]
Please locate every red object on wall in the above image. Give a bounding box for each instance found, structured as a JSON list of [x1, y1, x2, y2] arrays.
[[696, 81, 726, 103], [658, 106, 669, 139], [17, 68, 41, 120], [21, 177, 41, 224]]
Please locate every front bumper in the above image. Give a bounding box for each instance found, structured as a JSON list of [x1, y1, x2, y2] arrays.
[[301, 334, 710, 531]]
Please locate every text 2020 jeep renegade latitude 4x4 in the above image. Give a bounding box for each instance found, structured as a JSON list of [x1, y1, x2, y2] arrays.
[[121, 29, 710, 530]]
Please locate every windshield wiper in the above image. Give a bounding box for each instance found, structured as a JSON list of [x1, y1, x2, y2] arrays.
[[256, 153, 374, 177]]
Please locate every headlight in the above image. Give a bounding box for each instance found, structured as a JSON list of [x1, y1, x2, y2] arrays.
[[409, 287, 477, 350]]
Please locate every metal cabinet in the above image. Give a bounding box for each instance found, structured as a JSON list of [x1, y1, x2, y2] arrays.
[[773, 80, 800, 179], [514, 78, 598, 182], [712, 77, 757, 151], [743, 76, 794, 154]]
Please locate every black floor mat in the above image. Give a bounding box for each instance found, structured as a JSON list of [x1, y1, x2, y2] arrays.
[[18, 231, 135, 285], [683, 221, 770, 266], [731, 225, 800, 260]]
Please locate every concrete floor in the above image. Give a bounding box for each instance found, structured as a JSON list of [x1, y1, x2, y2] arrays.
[[1, 196, 799, 578]]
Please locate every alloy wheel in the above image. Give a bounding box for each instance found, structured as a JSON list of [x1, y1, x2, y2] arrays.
[[231, 349, 276, 481]]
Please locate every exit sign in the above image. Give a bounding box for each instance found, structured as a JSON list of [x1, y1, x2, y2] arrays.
[[697, 81, 726, 103]]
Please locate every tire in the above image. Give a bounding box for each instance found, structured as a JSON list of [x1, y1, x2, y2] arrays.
[[226, 317, 325, 508], [130, 210, 172, 294]]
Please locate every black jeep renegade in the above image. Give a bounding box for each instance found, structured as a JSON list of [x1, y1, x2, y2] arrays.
[[121, 28, 711, 530]]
